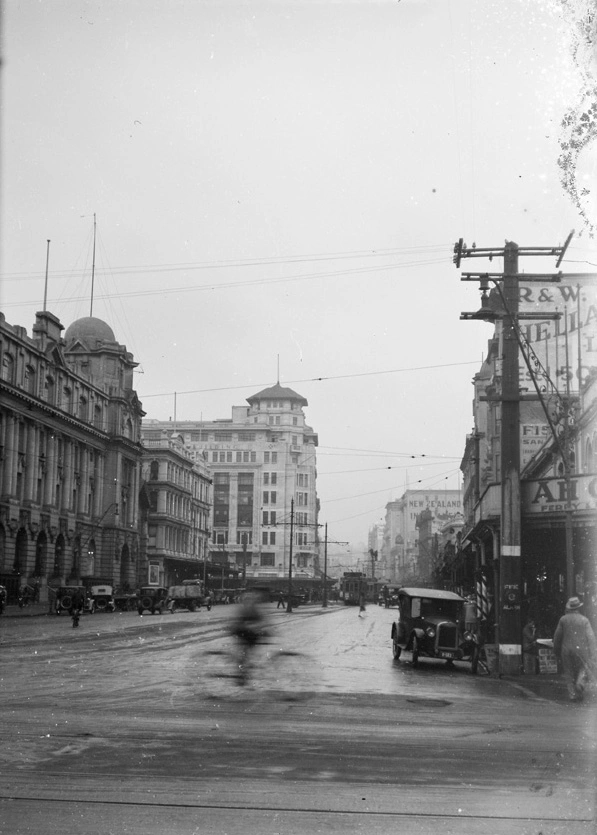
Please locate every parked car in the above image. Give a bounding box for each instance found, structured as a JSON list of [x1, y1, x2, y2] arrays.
[[88, 584, 116, 613], [54, 585, 90, 615], [390, 587, 470, 667], [137, 586, 169, 615]]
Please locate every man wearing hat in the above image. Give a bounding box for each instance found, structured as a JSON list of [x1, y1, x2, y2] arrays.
[[553, 596, 597, 702]]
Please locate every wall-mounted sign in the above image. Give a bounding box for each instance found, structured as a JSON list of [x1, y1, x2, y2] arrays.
[[523, 474, 597, 513]]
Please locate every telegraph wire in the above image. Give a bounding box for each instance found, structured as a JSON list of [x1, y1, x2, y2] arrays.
[[0, 243, 451, 282], [2, 255, 447, 309], [140, 360, 480, 399]]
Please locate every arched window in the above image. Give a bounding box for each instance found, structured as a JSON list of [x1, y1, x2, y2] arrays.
[[45, 375, 55, 405], [24, 364, 36, 394], [124, 418, 133, 439], [93, 404, 102, 430], [150, 460, 159, 480], [78, 395, 88, 421], [1, 353, 14, 383], [62, 386, 72, 412]]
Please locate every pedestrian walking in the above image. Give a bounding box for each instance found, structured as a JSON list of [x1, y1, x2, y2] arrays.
[[276, 592, 285, 609], [553, 596, 597, 702], [358, 590, 367, 618]]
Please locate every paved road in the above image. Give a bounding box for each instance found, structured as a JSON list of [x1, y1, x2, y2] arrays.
[[0, 603, 595, 833]]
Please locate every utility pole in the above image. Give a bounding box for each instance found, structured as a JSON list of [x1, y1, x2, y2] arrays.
[[286, 498, 295, 613], [321, 525, 348, 608], [456, 232, 573, 676]]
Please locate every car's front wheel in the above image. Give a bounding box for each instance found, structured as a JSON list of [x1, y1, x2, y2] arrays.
[[411, 636, 420, 668], [392, 637, 402, 659]]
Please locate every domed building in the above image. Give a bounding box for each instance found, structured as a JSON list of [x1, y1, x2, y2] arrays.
[[142, 381, 321, 596], [0, 308, 145, 604]]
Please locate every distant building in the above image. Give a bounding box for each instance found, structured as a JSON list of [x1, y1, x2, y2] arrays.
[[142, 383, 320, 583], [382, 489, 463, 585], [0, 311, 144, 602], [139, 432, 212, 588]]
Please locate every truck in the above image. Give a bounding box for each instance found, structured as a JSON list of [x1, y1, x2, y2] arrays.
[[167, 579, 212, 613]]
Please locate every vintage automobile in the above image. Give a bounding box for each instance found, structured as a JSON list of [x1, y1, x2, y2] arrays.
[[390, 587, 471, 668], [137, 586, 169, 615], [383, 585, 400, 609], [53, 585, 90, 615], [88, 584, 116, 613]]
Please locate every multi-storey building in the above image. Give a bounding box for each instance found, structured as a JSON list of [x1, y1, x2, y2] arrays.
[[139, 432, 212, 587], [458, 273, 597, 638], [0, 310, 145, 602], [382, 489, 463, 585], [142, 383, 320, 583]]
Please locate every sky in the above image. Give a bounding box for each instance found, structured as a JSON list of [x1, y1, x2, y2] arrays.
[[2, 0, 596, 566]]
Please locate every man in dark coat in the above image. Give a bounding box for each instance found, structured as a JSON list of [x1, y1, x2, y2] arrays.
[[553, 596, 597, 702]]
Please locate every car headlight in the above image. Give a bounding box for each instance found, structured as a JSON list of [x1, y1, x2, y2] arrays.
[[425, 627, 436, 638]]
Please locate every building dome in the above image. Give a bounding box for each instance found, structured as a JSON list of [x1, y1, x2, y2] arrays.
[[64, 316, 116, 346], [246, 382, 308, 407]]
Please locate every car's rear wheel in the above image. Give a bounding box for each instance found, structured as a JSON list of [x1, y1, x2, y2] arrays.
[[411, 636, 420, 668], [140, 596, 152, 610], [392, 637, 402, 659]]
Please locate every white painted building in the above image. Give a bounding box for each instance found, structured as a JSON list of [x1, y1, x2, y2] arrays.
[[142, 383, 320, 581]]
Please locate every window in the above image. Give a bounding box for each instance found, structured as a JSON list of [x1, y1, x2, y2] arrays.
[[263, 491, 269, 504], [1, 353, 14, 383], [269, 532, 276, 545], [251, 451, 256, 462], [236, 530, 252, 545], [226, 451, 232, 462], [270, 511, 276, 526], [271, 472, 277, 485], [270, 491, 277, 504], [263, 511, 269, 525], [94, 404, 102, 429], [45, 375, 55, 404], [272, 452, 277, 464], [269, 416, 274, 425], [264, 452, 270, 463], [25, 365, 36, 394], [219, 452, 226, 462], [243, 451, 249, 462], [263, 473, 269, 485], [212, 452, 218, 463], [79, 395, 88, 421], [275, 416, 280, 425], [293, 417, 298, 426], [62, 386, 72, 412], [261, 553, 275, 566], [262, 531, 268, 545], [236, 451, 242, 462]]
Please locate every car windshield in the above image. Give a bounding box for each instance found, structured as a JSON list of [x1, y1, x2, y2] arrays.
[[419, 597, 460, 619]]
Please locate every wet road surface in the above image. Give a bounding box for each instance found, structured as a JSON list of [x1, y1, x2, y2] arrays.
[[0, 602, 595, 833]]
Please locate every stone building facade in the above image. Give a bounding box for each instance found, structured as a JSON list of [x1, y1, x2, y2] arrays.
[[140, 432, 212, 588], [0, 310, 145, 602], [141, 383, 320, 583]]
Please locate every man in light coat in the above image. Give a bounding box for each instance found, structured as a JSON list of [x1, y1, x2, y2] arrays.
[[553, 596, 597, 702]]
